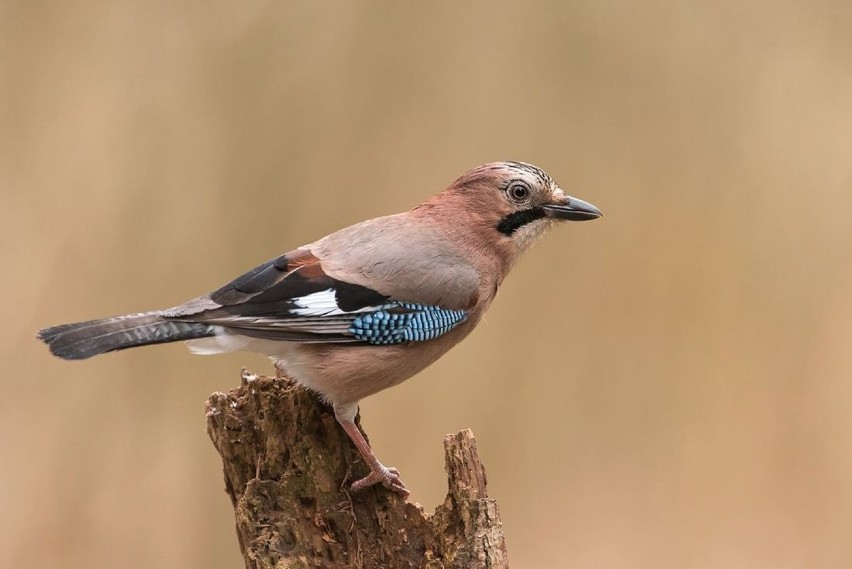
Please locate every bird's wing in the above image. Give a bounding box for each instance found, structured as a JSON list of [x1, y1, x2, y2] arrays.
[[311, 214, 481, 310], [164, 247, 469, 344]]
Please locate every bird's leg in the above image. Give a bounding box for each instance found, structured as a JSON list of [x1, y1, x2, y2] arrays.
[[270, 357, 287, 379], [334, 403, 409, 498]]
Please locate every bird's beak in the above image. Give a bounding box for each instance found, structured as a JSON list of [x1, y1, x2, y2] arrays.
[[542, 195, 602, 221]]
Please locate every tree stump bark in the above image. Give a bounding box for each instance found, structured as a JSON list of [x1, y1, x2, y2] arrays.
[[206, 370, 509, 569]]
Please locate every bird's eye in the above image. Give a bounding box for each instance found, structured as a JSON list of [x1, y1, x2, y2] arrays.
[[508, 183, 530, 202]]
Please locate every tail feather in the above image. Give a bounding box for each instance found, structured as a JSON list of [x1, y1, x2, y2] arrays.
[[37, 312, 216, 360]]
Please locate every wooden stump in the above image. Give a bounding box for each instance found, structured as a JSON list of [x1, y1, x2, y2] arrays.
[[206, 370, 509, 569]]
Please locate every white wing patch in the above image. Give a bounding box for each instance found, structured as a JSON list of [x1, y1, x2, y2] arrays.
[[290, 288, 377, 316]]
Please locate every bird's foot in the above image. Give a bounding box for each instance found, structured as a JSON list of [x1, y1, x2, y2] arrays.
[[350, 465, 409, 498]]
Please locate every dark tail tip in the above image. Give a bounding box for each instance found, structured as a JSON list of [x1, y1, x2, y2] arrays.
[[37, 321, 108, 360], [38, 327, 83, 359]]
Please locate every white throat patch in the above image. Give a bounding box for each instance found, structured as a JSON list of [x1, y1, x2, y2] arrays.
[[511, 217, 556, 253]]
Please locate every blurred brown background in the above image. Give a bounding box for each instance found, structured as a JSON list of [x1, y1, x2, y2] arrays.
[[3, 1, 852, 568]]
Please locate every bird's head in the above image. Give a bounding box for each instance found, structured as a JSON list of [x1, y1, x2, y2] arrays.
[[425, 161, 602, 258]]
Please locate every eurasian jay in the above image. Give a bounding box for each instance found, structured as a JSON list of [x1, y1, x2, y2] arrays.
[[38, 161, 601, 497]]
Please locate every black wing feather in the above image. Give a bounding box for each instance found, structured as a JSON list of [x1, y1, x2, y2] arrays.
[[210, 254, 291, 304], [174, 250, 389, 342]]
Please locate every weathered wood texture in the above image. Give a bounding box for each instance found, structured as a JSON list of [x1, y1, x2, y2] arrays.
[[206, 370, 509, 569]]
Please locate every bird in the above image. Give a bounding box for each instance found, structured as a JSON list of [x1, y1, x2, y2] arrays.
[[37, 161, 601, 498]]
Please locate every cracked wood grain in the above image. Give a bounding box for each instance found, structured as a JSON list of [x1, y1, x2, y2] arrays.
[[206, 370, 509, 569]]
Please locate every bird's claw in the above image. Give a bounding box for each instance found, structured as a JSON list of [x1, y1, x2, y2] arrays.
[[350, 465, 409, 498]]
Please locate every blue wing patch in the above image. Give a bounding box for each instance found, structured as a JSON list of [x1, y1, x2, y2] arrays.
[[349, 303, 468, 345]]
